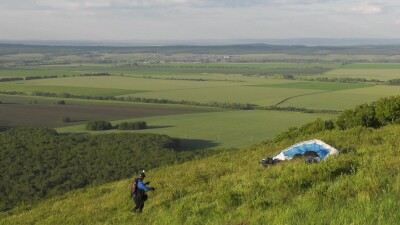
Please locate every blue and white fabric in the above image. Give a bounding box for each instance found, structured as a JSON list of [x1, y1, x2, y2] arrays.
[[272, 139, 339, 161]]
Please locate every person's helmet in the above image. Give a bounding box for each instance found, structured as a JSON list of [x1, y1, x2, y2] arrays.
[[139, 170, 146, 178]]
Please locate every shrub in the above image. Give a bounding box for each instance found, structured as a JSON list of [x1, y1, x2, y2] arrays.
[[55, 100, 65, 105], [336, 96, 400, 129], [61, 116, 71, 123], [85, 120, 112, 131], [336, 104, 379, 130], [386, 79, 400, 86], [375, 96, 400, 125], [117, 121, 147, 130]]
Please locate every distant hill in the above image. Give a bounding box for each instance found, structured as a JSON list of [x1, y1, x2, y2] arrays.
[[2, 42, 400, 55], [2, 38, 400, 46]]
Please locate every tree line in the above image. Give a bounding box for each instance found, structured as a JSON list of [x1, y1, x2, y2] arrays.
[[30, 91, 256, 110], [85, 120, 148, 131], [0, 128, 215, 211], [0, 73, 111, 83], [290, 76, 382, 83], [386, 79, 400, 86]]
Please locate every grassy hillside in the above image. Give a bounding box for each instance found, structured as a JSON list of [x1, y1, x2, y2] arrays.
[[2, 124, 400, 224]]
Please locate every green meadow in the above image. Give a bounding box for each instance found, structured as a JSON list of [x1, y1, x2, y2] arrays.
[[57, 110, 334, 149]]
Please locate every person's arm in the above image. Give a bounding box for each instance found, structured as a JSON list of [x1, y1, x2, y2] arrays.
[[137, 180, 153, 191]]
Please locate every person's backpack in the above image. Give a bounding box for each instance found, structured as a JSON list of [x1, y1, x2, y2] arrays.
[[131, 178, 138, 197]]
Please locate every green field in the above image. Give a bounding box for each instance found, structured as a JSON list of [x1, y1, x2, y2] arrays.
[[324, 69, 400, 81], [19, 76, 246, 91], [1, 51, 400, 151], [0, 84, 142, 97], [14, 75, 396, 110], [0, 69, 81, 78], [57, 110, 334, 149], [255, 81, 372, 91], [127, 85, 318, 106], [341, 63, 400, 69], [279, 85, 400, 110], [0, 94, 217, 128], [3, 72, 400, 111], [41, 62, 337, 76], [9, 76, 318, 106]]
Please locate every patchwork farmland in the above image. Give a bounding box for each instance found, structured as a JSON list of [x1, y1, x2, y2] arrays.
[[2, 44, 400, 224], [1, 46, 400, 150]]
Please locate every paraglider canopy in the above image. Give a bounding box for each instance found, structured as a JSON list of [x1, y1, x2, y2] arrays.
[[272, 139, 339, 161]]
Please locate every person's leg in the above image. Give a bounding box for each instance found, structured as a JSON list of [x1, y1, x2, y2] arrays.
[[136, 198, 145, 212], [137, 195, 148, 213], [133, 197, 140, 212]]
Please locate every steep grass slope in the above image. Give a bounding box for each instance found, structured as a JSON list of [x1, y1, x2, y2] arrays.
[[2, 125, 400, 224]]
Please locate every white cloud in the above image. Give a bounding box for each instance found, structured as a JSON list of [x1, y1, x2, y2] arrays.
[[351, 4, 383, 15], [1, 0, 400, 40], [1, 0, 339, 10], [31, 0, 193, 10]]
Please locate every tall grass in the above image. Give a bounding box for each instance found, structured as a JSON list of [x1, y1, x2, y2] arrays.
[[2, 125, 400, 224]]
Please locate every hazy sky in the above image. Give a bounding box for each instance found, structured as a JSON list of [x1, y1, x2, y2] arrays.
[[1, 0, 400, 41]]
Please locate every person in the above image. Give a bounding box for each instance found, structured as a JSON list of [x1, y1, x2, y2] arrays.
[[132, 171, 155, 213]]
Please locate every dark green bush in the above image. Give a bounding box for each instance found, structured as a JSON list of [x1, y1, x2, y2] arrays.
[[336, 96, 400, 130], [117, 121, 147, 130], [54, 100, 65, 105], [375, 96, 400, 125], [386, 79, 400, 86], [61, 116, 71, 123], [85, 120, 112, 131]]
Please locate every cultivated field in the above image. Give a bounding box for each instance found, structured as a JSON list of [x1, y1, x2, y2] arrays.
[[0, 69, 80, 78], [0, 84, 142, 96], [324, 69, 400, 81], [6, 74, 399, 110], [278, 85, 400, 110], [0, 95, 216, 128], [255, 81, 371, 91], [2, 48, 400, 150], [56, 110, 334, 149], [341, 63, 400, 69]]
